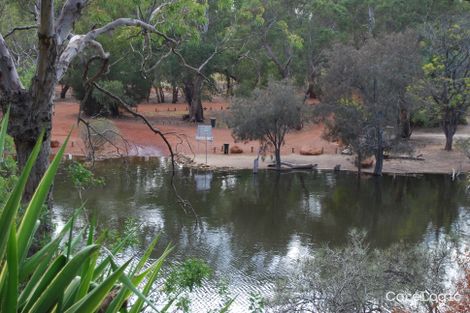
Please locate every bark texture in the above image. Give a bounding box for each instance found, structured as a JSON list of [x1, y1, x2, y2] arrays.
[[443, 108, 459, 151], [183, 76, 204, 122]]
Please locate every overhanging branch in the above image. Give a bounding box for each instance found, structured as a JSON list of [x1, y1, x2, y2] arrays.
[[92, 82, 198, 218], [56, 17, 177, 81]]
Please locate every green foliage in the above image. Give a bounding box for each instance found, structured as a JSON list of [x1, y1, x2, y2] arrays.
[[164, 258, 212, 293], [409, 17, 470, 149], [91, 80, 130, 115], [229, 80, 307, 167], [18, 66, 36, 89], [68, 161, 105, 191], [0, 136, 17, 207], [248, 291, 265, 313], [105, 217, 141, 250], [318, 31, 420, 173], [0, 110, 17, 206]]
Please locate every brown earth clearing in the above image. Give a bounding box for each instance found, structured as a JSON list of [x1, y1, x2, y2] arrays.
[[52, 91, 470, 175]]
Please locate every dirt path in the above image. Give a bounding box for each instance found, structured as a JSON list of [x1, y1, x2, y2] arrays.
[[51, 97, 470, 175]]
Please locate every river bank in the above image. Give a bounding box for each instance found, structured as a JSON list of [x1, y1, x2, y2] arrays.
[[187, 151, 470, 175], [51, 98, 470, 176]]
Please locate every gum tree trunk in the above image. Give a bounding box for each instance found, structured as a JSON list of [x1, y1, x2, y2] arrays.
[[374, 128, 384, 176], [172, 85, 178, 103], [60, 84, 70, 99], [443, 109, 458, 151], [9, 0, 58, 201], [184, 76, 204, 122], [356, 152, 362, 177], [399, 108, 412, 138], [6, 91, 52, 201], [274, 147, 281, 170]]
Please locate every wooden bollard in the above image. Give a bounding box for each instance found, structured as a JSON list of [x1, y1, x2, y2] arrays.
[[292, 147, 295, 153], [71, 141, 74, 147], [174, 108, 176, 111], [221, 106, 223, 110], [220, 145, 224, 152], [251, 146, 254, 153], [213, 147, 217, 153]]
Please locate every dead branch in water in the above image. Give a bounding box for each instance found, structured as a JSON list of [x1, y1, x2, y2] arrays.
[[76, 54, 198, 221], [92, 82, 198, 220]]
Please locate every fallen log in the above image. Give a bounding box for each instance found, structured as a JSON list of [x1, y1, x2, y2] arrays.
[[267, 162, 318, 170], [384, 154, 425, 161]]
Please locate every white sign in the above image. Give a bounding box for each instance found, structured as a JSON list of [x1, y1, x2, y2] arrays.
[[196, 125, 213, 141]]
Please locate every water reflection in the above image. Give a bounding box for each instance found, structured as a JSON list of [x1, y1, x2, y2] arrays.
[[52, 158, 469, 311]]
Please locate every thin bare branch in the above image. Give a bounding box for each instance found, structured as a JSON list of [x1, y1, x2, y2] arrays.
[[92, 82, 198, 218], [4, 25, 38, 39]]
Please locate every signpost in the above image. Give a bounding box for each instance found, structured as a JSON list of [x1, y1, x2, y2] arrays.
[[196, 125, 213, 164]]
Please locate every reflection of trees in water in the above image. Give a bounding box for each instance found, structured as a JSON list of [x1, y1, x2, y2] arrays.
[[321, 174, 464, 247], [53, 160, 467, 274]]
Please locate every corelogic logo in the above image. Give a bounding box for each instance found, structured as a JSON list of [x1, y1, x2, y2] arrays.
[[381, 291, 462, 313]]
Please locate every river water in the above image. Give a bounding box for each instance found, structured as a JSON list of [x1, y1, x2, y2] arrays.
[[52, 157, 470, 312]]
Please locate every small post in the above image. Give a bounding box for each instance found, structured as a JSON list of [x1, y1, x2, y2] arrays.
[[292, 147, 295, 153], [253, 157, 259, 174], [251, 146, 254, 153]]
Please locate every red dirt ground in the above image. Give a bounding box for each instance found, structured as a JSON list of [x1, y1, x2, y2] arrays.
[[51, 92, 470, 174], [51, 96, 337, 158]]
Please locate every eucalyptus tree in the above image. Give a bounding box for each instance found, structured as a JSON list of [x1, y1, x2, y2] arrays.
[[160, 0, 237, 122], [411, 17, 470, 151], [0, 0, 205, 198], [319, 31, 420, 175], [236, 0, 304, 80], [229, 80, 306, 170]]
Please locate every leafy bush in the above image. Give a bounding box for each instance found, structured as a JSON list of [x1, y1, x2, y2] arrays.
[[272, 230, 455, 313], [90, 80, 132, 116], [164, 258, 212, 294], [67, 161, 105, 201]]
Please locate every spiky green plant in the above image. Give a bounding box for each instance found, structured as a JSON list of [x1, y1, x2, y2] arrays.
[[0, 114, 168, 312]]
